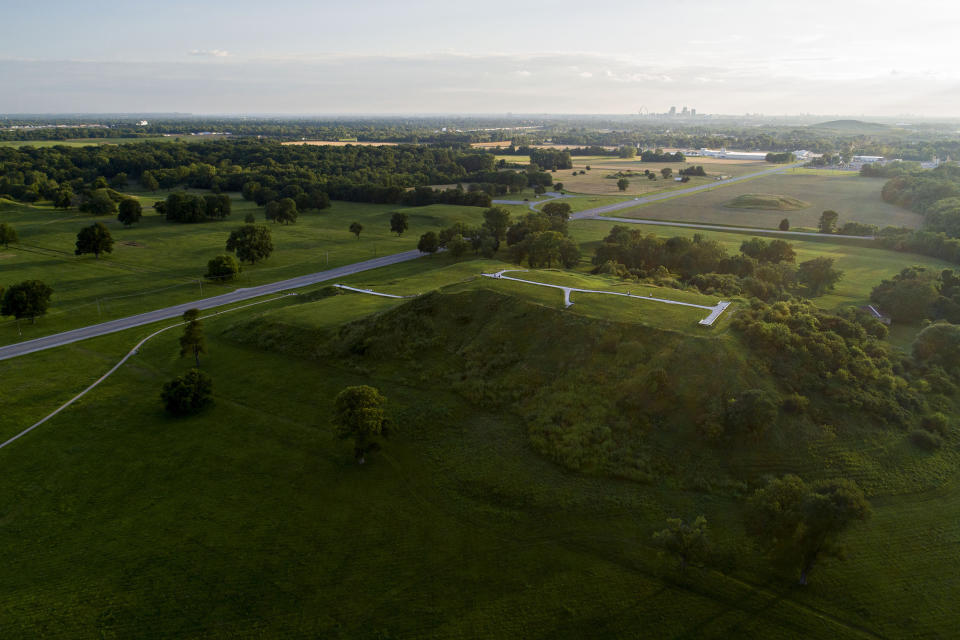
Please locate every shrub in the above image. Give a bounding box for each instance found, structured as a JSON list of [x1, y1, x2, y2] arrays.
[[205, 254, 242, 281], [921, 412, 949, 436], [910, 429, 943, 451], [161, 369, 213, 416]]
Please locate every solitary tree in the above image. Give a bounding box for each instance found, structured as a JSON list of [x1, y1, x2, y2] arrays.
[[482, 206, 512, 245], [660, 167, 673, 179], [652, 516, 710, 572], [332, 385, 390, 464], [179, 308, 207, 367], [160, 368, 213, 416], [274, 197, 298, 224], [779, 218, 790, 231], [818, 210, 839, 234], [617, 178, 630, 191], [0, 222, 17, 248], [75, 222, 114, 258], [243, 212, 256, 223], [226, 224, 274, 264], [418, 231, 439, 255], [798, 256, 843, 295], [746, 475, 871, 585], [117, 198, 143, 226], [1, 280, 53, 330], [349, 221, 363, 239], [205, 254, 241, 282], [390, 212, 409, 236]]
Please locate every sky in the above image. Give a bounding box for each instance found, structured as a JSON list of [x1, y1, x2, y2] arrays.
[[1, 0, 958, 116]]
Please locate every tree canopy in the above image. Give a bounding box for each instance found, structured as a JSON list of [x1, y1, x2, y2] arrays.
[[332, 385, 390, 464], [74, 222, 114, 258], [225, 224, 274, 264]]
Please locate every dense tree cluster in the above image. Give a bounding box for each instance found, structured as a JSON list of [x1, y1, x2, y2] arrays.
[[732, 299, 916, 426], [505, 202, 580, 268], [765, 152, 796, 163], [640, 149, 685, 162], [529, 148, 573, 170], [871, 266, 960, 323], [156, 192, 231, 223]]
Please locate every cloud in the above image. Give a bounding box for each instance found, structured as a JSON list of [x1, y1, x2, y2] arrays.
[[188, 49, 230, 58], [513, 69, 531, 77], [579, 71, 592, 78]]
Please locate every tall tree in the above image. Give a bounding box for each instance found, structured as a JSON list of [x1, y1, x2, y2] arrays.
[[779, 218, 790, 231], [1, 280, 53, 329], [818, 210, 839, 234], [349, 221, 363, 239], [652, 516, 710, 572], [274, 197, 298, 224], [332, 385, 390, 464], [482, 206, 512, 245], [798, 256, 843, 295], [617, 178, 630, 191], [747, 475, 871, 585], [417, 231, 439, 255], [0, 222, 17, 248], [226, 224, 274, 264], [75, 222, 114, 258], [117, 198, 142, 226], [390, 211, 409, 236], [179, 308, 207, 367]]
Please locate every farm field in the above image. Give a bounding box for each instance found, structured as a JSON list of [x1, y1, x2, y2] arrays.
[[1, 257, 959, 638], [607, 172, 921, 230], [0, 194, 486, 345]]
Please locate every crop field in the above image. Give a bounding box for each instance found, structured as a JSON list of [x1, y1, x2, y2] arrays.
[[607, 172, 921, 230], [0, 194, 486, 345], [1, 257, 959, 638]]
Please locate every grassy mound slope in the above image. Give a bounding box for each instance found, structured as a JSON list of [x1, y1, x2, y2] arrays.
[[724, 193, 811, 211], [225, 287, 958, 495]]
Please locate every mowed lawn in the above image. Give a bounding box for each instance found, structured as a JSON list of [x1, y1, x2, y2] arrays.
[[608, 171, 921, 230], [0, 278, 958, 637], [0, 194, 487, 344], [553, 156, 760, 197]]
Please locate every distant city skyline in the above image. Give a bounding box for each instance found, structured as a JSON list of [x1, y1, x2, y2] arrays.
[[1, 0, 958, 116]]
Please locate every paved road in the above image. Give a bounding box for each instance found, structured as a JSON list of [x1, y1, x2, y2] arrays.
[[0, 249, 424, 362], [590, 216, 874, 240]]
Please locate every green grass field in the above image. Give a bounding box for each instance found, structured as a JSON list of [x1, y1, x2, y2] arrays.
[[608, 172, 921, 230], [2, 257, 959, 637], [0, 194, 487, 345]]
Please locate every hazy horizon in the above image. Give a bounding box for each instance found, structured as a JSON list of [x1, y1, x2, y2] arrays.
[[2, 0, 958, 116]]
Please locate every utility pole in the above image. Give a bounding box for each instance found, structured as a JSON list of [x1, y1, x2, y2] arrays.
[[197, 279, 203, 296]]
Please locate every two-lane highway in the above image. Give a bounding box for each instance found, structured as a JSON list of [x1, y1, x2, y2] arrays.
[[0, 249, 423, 362]]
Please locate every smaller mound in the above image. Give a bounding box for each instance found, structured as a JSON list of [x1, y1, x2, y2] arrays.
[[724, 193, 811, 211], [812, 119, 889, 132]]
